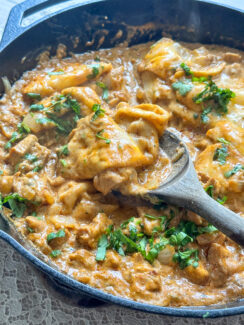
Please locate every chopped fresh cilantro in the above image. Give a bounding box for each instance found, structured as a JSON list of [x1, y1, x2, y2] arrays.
[[180, 63, 193, 76], [27, 93, 41, 100], [96, 129, 111, 144], [4, 132, 18, 150], [50, 250, 62, 258], [213, 144, 228, 165], [193, 113, 199, 119], [193, 78, 235, 116], [30, 104, 45, 112], [144, 214, 166, 234], [216, 196, 227, 205], [32, 165, 43, 172], [145, 237, 169, 263], [205, 185, 214, 198], [180, 62, 208, 82], [18, 122, 31, 135], [27, 227, 34, 233], [96, 216, 217, 267], [0, 193, 29, 218], [217, 137, 230, 145], [205, 185, 228, 205], [4, 122, 30, 150], [173, 248, 199, 269], [36, 117, 53, 125], [58, 144, 69, 156], [95, 56, 100, 62], [47, 229, 65, 243], [192, 76, 208, 82], [120, 217, 135, 229], [198, 224, 217, 234], [169, 231, 193, 246], [35, 94, 81, 135], [202, 312, 210, 319], [96, 81, 109, 102], [172, 81, 193, 96], [24, 153, 38, 163], [224, 163, 244, 178], [46, 113, 75, 135], [96, 234, 109, 261], [60, 159, 67, 167], [48, 94, 81, 118], [87, 64, 100, 79], [91, 104, 105, 121], [200, 106, 212, 124]]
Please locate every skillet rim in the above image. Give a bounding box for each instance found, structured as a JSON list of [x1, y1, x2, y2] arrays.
[[0, 0, 244, 317]]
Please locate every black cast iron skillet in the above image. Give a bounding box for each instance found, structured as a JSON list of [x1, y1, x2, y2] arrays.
[[0, 0, 243, 318]]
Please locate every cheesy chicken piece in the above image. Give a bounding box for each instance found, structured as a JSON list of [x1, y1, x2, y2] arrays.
[[195, 143, 244, 194], [23, 87, 101, 134], [62, 103, 170, 181], [207, 120, 244, 155], [62, 87, 101, 116], [141, 38, 225, 79], [140, 38, 242, 129], [22, 62, 112, 97], [197, 119, 244, 196]]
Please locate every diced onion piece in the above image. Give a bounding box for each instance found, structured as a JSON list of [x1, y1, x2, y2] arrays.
[[1, 76, 11, 94], [157, 245, 175, 265]]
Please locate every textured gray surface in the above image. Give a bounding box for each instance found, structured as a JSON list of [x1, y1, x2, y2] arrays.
[[0, 0, 243, 324]]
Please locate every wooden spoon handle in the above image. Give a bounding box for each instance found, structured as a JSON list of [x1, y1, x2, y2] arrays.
[[148, 159, 244, 246], [182, 191, 244, 246]]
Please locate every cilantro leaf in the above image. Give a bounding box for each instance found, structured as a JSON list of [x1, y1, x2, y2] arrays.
[[60, 159, 67, 167], [201, 106, 212, 123], [96, 129, 110, 144], [216, 196, 227, 205], [217, 137, 230, 145], [172, 81, 193, 96], [205, 185, 227, 205], [120, 217, 135, 229], [27, 93, 42, 100], [205, 185, 214, 198], [91, 104, 105, 121], [4, 132, 18, 150], [50, 250, 61, 258], [1, 193, 29, 218], [193, 78, 235, 116], [32, 165, 43, 172], [173, 248, 199, 269], [96, 234, 109, 261], [17, 122, 31, 135], [46, 112, 76, 135], [87, 64, 100, 79], [224, 163, 244, 178], [213, 144, 228, 165], [180, 63, 193, 76], [198, 224, 217, 234], [96, 81, 109, 102], [30, 104, 45, 112], [47, 229, 65, 243], [58, 145, 69, 157], [24, 153, 38, 163]]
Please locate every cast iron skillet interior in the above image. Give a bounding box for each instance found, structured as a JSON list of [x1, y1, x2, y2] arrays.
[[0, 0, 244, 318]]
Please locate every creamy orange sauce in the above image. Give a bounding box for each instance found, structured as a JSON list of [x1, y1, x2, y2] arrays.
[[0, 38, 244, 307]]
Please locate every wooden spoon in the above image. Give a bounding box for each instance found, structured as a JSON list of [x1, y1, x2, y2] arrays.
[[115, 130, 244, 246]]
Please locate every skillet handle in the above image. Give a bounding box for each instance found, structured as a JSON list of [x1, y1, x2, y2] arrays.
[[0, 0, 47, 50], [0, 0, 102, 50]]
